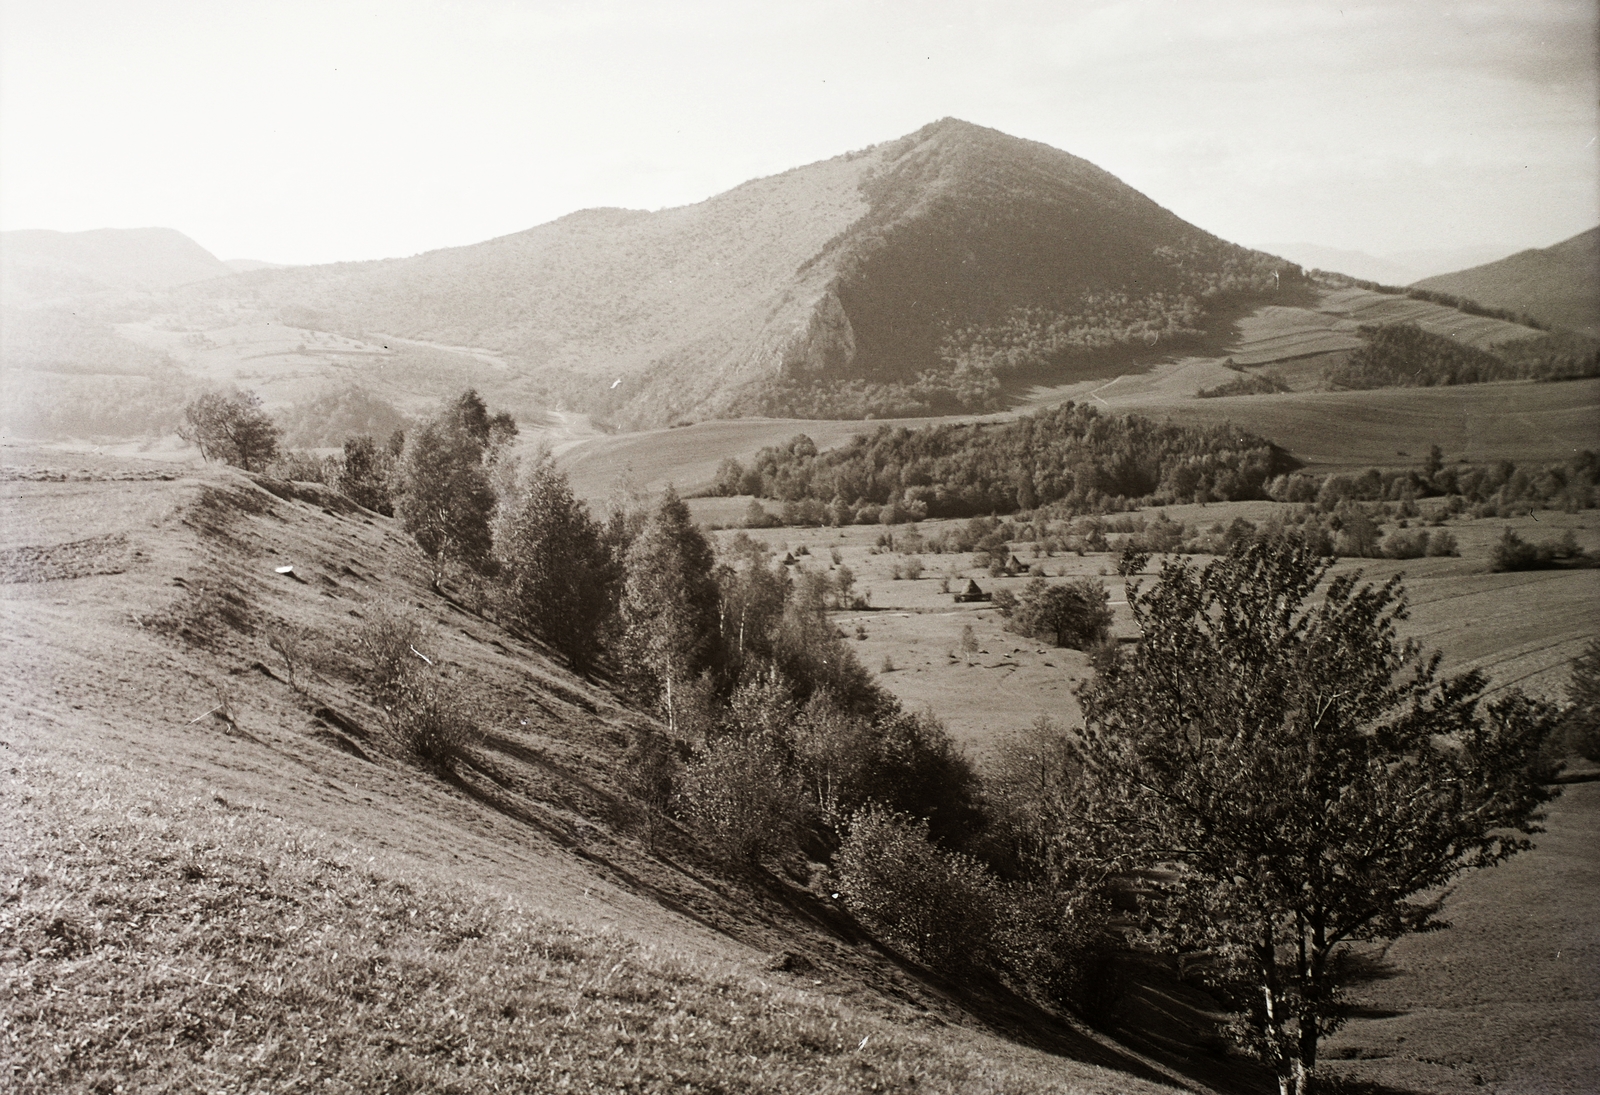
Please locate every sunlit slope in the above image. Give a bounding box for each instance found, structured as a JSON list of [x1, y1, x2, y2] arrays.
[[0, 446, 1184, 1094], [1415, 227, 1600, 337]]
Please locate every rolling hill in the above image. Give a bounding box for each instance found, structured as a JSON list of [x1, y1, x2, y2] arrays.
[[141, 119, 1292, 428], [1413, 227, 1600, 336], [0, 226, 232, 303]]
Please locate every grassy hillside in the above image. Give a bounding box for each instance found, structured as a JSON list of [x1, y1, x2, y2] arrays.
[[1414, 228, 1600, 337], [0, 445, 1190, 1094]]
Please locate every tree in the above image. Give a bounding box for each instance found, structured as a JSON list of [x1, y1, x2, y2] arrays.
[[619, 488, 720, 731], [1003, 576, 1112, 649], [396, 409, 498, 589], [337, 434, 396, 515], [1073, 539, 1559, 1095], [495, 459, 619, 672], [179, 389, 281, 471], [1556, 638, 1600, 761]]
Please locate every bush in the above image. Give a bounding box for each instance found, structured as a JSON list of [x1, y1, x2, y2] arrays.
[[387, 672, 478, 766], [354, 599, 430, 696], [1426, 529, 1458, 556], [1491, 528, 1585, 571], [676, 736, 807, 866], [1383, 528, 1430, 559], [834, 805, 1000, 971]]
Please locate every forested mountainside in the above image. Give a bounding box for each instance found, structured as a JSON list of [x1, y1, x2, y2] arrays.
[[144, 119, 1294, 427], [1413, 227, 1600, 338]]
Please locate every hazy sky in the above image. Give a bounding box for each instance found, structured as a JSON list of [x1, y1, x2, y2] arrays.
[[2, 0, 1595, 265]]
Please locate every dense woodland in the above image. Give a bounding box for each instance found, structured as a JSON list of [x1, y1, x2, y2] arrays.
[[712, 402, 1300, 518], [1326, 323, 1600, 389]]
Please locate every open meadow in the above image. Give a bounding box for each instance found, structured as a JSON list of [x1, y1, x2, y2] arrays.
[[705, 502, 1599, 757]]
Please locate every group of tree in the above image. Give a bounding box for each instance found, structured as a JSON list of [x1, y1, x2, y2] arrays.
[[712, 402, 1300, 519], [183, 387, 1578, 1094], [1326, 323, 1598, 390], [721, 429, 1598, 531]]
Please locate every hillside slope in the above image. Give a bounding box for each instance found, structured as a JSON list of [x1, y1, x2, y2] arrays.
[[0, 446, 1187, 1094], [0, 227, 232, 303], [1414, 227, 1600, 336], [147, 119, 1290, 427]]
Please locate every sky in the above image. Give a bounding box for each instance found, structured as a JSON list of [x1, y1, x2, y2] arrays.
[[2, 0, 1595, 266]]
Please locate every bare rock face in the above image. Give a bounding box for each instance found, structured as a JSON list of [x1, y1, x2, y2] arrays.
[[781, 288, 857, 378]]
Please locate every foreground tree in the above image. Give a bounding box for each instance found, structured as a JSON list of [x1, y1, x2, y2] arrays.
[[495, 459, 618, 672], [1075, 538, 1558, 1095], [619, 488, 720, 731], [396, 392, 512, 589], [179, 389, 281, 471]]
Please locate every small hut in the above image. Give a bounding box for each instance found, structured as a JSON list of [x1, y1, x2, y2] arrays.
[[954, 578, 991, 603]]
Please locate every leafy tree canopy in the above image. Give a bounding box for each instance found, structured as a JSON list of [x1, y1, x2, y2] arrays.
[[1073, 538, 1559, 1095], [179, 389, 281, 472]]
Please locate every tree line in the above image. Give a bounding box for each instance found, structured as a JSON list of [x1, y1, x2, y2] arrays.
[[712, 402, 1300, 519], [1326, 323, 1599, 389]]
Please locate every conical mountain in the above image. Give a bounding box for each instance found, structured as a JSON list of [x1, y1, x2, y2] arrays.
[[174, 119, 1293, 427]]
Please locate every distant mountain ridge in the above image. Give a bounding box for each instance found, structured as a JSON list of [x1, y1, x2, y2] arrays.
[[1, 226, 232, 302], [1257, 242, 1521, 287], [1413, 228, 1600, 337], [162, 119, 1292, 427]]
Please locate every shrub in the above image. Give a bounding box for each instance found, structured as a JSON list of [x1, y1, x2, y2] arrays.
[[264, 622, 313, 690], [1383, 528, 1430, 559], [354, 599, 430, 696], [271, 450, 335, 483], [676, 736, 807, 866], [621, 725, 681, 847], [1426, 529, 1458, 556], [387, 672, 478, 766], [1491, 528, 1585, 571], [834, 805, 1000, 971]]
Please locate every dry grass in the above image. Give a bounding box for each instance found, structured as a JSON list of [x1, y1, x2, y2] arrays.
[[0, 748, 1171, 1095]]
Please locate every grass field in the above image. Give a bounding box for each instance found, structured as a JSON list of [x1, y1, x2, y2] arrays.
[[708, 503, 1599, 756]]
